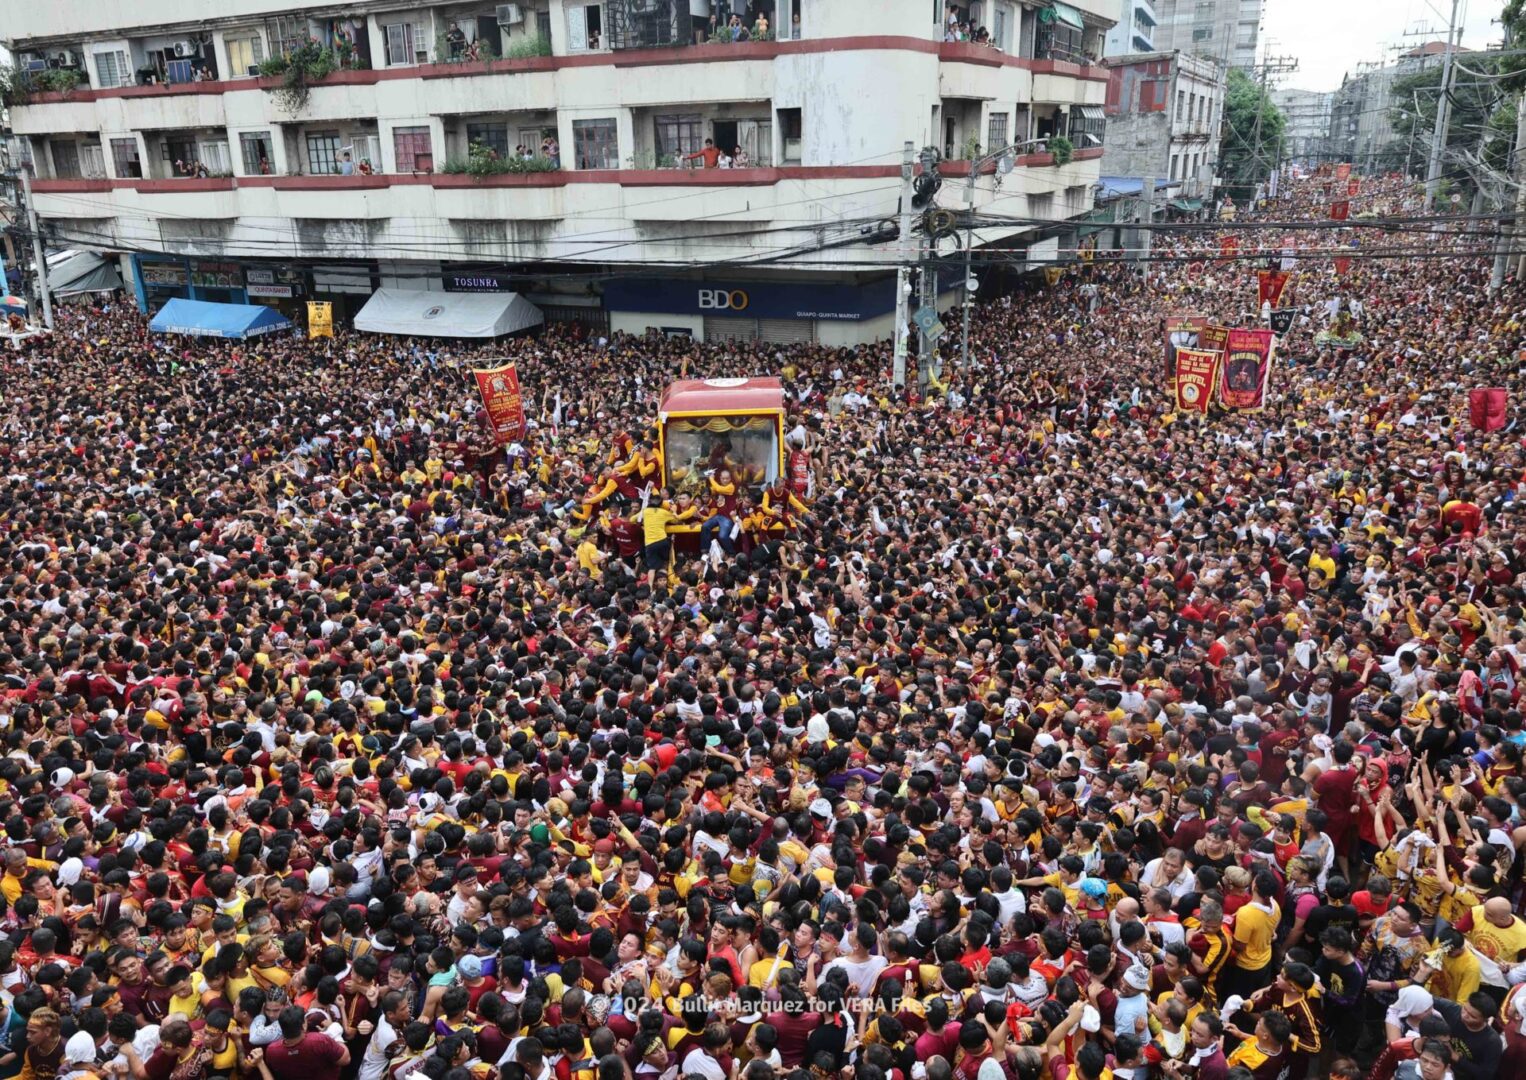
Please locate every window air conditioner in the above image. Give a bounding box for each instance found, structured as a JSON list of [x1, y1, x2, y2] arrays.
[[171, 40, 199, 58], [497, 4, 524, 25]]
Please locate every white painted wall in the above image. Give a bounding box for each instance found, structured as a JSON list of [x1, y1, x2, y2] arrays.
[[609, 310, 702, 338]]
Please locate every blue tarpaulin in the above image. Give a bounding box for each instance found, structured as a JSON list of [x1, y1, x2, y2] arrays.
[[149, 298, 292, 339]]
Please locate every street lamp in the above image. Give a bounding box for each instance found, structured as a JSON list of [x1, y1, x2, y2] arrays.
[[961, 138, 1050, 371]]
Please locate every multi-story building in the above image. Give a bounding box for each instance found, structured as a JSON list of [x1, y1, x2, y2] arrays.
[[1100, 50, 1223, 199], [1103, 0, 1157, 57], [1327, 42, 1453, 175], [1269, 87, 1332, 168], [4, 0, 1115, 345], [1151, 0, 1261, 70]]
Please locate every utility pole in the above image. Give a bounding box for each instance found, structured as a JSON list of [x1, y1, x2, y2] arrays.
[[19, 170, 53, 331], [1248, 53, 1299, 198], [1137, 176, 1155, 274], [1424, 0, 1460, 210], [892, 141, 915, 391], [916, 146, 940, 391]]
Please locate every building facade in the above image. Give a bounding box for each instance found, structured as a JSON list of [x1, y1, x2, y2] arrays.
[[1269, 87, 1332, 168], [1103, 0, 1157, 57], [4, 0, 1115, 345], [1150, 0, 1261, 70], [1100, 50, 1223, 199], [1327, 42, 1452, 175]]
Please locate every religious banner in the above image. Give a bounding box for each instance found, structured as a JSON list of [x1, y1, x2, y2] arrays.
[[1330, 201, 1350, 221], [1219, 234, 1240, 261], [1200, 323, 1230, 358], [1347, 178, 1360, 196], [1257, 269, 1291, 308], [1269, 308, 1297, 335], [1217, 328, 1275, 412], [471, 361, 526, 445], [1174, 348, 1220, 415], [1469, 387, 1509, 432], [306, 301, 332, 339], [1163, 315, 1207, 382], [1335, 163, 1352, 181], [1043, 267, 1065, 285], [1334, 255, 1353, 276]]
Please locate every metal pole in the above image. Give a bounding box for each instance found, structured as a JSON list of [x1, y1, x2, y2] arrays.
[[20, 170, 53, 331], [1138, 176, 1155, 273], [892, 141, 915, 390], [960, 168, 975, 371], [918, 263, 935, 390], [1424, 0, 1460, 210]]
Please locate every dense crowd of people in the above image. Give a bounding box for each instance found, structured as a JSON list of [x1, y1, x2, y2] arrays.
[[0, 172, 1524, 1080]]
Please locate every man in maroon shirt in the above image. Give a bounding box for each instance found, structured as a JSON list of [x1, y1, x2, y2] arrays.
[[259, 1006, 350, 1080]]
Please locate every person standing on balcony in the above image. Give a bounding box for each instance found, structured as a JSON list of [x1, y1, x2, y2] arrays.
[[685, 139, 722, 169], [445, 21, 467, 59], [338, 151, 354, 176], [691, 0, 712, 45]]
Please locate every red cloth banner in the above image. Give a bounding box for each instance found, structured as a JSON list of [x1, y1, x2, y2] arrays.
[[1347, 178, 1360, 196], [1163, 315, 1207, 382], [1200, 324, 1230, 358], [1218, 235, 1239, 263], [1330, 200, 1350, 221], [471, 362, 527, 445], [1257, 269, 1291, 308], [1217, 328, 1275, 412], [1334, 256, 1353, 276], [1174, 348, 1220, 414], [1469, 388, 1509, 432], [1335, 163, 1352, 180]]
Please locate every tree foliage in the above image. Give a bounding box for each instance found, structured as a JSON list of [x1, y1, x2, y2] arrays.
[[1388, 54, 1516, 201], [1220, 67, 1287, 200]]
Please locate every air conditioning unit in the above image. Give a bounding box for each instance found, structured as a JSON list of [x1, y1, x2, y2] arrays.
[[171, 40, 199, 58], [497, 3, 525, 26], [52, 51, 76, 67]]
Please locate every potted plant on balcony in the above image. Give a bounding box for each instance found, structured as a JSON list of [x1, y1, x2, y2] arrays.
[[1048, 135, 1074, 166], [258, 38, 339, 115]]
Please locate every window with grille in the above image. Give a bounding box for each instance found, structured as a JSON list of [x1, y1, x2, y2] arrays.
[[987, 113, 1009, 155], [393, 126, 433, 172], [111, 138, 142, 178], [225, 33, 264, 77], [241, 132, 274, 174], [572, 119, 618, 169], [654, 114, 702, 165], [466, 123, 510, 160], [50, 141, 81, 179], [385, 22, 428, 65], [267, 15, 306, 58], [93, 50, 130, 88], [306, 132, 341, 174], [164, 137, 199, 170]]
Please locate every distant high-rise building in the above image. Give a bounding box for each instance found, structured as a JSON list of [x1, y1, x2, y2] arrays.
[[1269, 88, 1333, 166], [1104, 0, 1158, 57], [1151, 0, 1264, 69]]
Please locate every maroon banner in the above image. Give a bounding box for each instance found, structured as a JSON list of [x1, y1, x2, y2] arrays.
[[1257, 269, 1291, 308], [1163, 315, 1207, 382], [1469, 388, 1509, 432], [1218, 328, 1275, 412], [1174, 348, 1220, 414], [1330, 200, 1350, 221], [471, 362, 526, 445], [1334, 255, 1353, 276], [1200, 324, 1230, 358]]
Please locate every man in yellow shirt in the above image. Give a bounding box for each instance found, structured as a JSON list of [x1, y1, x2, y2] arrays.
[[1224, 870, 1280, 999], [639, 490, 695, 589], [1461, 898, 1526, 968]]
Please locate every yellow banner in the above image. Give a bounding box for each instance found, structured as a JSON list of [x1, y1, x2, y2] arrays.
[[1043, 267, 1064, 285], [307, 301, 333, 339]]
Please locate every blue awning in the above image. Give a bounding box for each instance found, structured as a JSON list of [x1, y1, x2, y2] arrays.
[[149, 298, 292, 339]]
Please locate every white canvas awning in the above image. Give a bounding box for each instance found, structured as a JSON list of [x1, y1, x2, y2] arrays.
[[50, 251, 124, 297], [354, 288, 543, 338]]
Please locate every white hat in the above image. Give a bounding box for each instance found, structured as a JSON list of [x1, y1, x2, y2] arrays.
[[809, 798, 832, 818], [58, 857, 84, 888], [1394, 984, 1434, 1019], [65, 1032, 97, 1065], [1123, 964, 1151, 991]]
